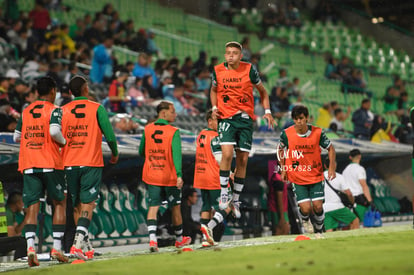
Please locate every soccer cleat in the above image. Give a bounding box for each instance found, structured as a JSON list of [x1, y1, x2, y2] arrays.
[[84, 250, 95, 260], [70, 245, 88, 261], [27, 247, 39, 267], [314, 232, 325, 239], [175, 236, 192, 248], [230, 200, 241, 219], [200, 224, 214, 245], [202, 241, 212, 247], [50, 248, 69, 263], [149, 241, 159, 252], [219, 192, 230, 210], [302, 219, 314, 234]]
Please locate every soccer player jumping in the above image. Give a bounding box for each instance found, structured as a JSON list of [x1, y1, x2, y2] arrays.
[[210, 41, 275, 217]]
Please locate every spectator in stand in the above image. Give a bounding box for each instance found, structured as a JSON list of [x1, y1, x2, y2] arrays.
[[316, 102, 332, 129], [69, 18, 85, 41], [370, 115, 392, 143], [181, 188, 201, 244], [128, 76, 152, 107], [194, 67, 211, 95], [83, 18, 104, 48], [352, 98, 374, 140], [273, 68, 290, 97], [22, 88, 38, 111], [193, 51, 207, 72], [0, 76, 10, 100], [129, 28, 147, 53], [46, 61, 64, 90], [208, 56, 219, 74], [29, 0, 51, 42], [64, 61, 78, 84], [261, 3, 280, 38], [21, 54, 47, 83], [142, 75, 162, 100], [329, 108, 345, 132], [34, 42, 50, 64], [336, 56, 353, 80], [55, 84, 72, 107], [9, 79, 30, 112], [180, 57, 193, 78], [241, 36, 252, 62], [90, 37, 113, 84], [6, 21, 22, 45], [108, 70, 130, 113], [324, 56, 341, 80], [5, 69, 20, 88], [133, 53, 158, 88], [146, 29, 160, 56], [270, 87, 290, 119], [110, 114, 139, 134], [59, 24, 76, 54], [288, 77, 301, 99], [285, 2, 302, 28], [0, 99, 18, 131]]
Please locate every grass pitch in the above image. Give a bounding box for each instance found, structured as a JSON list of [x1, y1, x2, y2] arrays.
[[3, 225, 414, 274]]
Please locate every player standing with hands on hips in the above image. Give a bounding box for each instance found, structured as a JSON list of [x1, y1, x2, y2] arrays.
[[210, 41, 275, 217]]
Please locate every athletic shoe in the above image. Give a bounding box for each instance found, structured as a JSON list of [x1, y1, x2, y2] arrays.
[[149, 240, 159, 253], [84, 250, 95, 260], [50, 248, 69, 263], [175, 236, 192, 248], [302, 219, 314, 234], [219, 193, 230, 210], [315, 232, 325, 239], [200, 224, 214, 245], [70, 245, 88, 261], [27, 246, 39, 267], [202, 241, 212, 247], [230, 200, 241, 219]]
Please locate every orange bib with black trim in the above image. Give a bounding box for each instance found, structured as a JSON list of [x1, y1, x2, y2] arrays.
[[285, 125, 324, 185], [214, 62, 255, 119], [193, 129, 220, 190], [61, 100, 103, 167], [142, 123, 178, 187], [18, 101, 63, 172]]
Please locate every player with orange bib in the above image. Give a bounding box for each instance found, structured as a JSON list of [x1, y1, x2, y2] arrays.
[[14, 77, 68, 266], [194, 110, 235, 246], [210, 41, 275, 218], [140, 101, 191, 252], [278, 105, 336, 237], [52, 76, 119, 260]]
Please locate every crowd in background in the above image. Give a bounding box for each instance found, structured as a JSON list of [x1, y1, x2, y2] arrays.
[[0, 0, 412, 145]]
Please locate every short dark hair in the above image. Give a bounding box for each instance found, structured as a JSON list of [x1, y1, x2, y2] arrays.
[[36, 76, 57, 96], [205, 109, 213, 122], [349, 149, 361, 158], [183, 187, 197, 200], [334, 108, 342, 116], [361, 98, 370, 105], [291, 105, 309, 119], [69, 75, 87, 97], [156, 101, 173, 115], [6, 192, 22, 207]]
